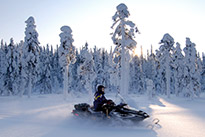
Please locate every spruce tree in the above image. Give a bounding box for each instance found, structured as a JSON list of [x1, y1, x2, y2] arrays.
[[129, 55, 143, 93], [108, 47, 119, 92], [201, 53, 205, 92], [172, 42, 184, 96], [0, 40, 8, 95], [92, 46, 104, 89], [111, 3, 139, 95], [21, 16, 40, 97], [157, 33, 175, 97], [58, 26, 76, 99], [35, 45, 52, 94], [4, 38, 15, 95], [52, 45, 62, 92], [182, 38, 200, 98], [77, 43, 96, 102]]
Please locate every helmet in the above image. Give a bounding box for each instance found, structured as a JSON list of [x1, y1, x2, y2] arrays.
[[97, 84, 105, 91]]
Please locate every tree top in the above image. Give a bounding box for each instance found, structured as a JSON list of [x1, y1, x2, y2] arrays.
[[25, 16, 35, 24], [60, 26, 72, 33]]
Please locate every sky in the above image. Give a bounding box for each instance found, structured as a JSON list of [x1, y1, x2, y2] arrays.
[[0, 0, 205, 56]]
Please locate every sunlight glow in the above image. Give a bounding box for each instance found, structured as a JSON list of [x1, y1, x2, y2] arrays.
[[133, 48, 139, 57]]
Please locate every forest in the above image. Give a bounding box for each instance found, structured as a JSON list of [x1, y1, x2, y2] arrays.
[[0, 4, 205, 98]]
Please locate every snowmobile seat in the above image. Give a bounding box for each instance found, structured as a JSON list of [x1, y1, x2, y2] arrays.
[[74, 103, 90, 111], [88, 107, 103, 114]]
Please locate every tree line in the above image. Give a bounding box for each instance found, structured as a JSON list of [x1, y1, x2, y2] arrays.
[[0, 4, 205, 98]]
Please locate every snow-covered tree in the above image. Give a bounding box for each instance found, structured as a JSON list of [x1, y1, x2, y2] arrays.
[[182, 38, 200, 98], [91, 47, 112, 91], [172, 42, 184, 96], [12, 42, 23, 95], [146, 78, 155, 99], [0, 40, 4, 94], [58, 26, 76, 99], [67, 49, 82, 92], [111, 3, 139, 95], [92, 46, 104, 89], [77, 43, 96, 102], [153, 50, 163, 95], [101, 49, 112, 89], [157, 33, 175, 97], [196, 53, 202, 94], [201, 53, 205, 92], [108, 47, 120, 92], [139, 46, 146, 93], [145, 45, 156, 80], [144, 46, 158, 96], [21, 16, 40, 97], [35, 45, 52, 94], [3, 38, 15, 95], [0, 40, 8, 95], [129, 55, 144, 93], [51, 45, 62, 92]]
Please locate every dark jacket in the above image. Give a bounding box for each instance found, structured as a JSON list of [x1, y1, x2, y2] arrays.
[[93, 91, 107, 111]]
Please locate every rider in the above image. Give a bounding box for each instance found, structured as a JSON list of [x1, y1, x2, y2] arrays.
[[93, 85, 107, 111]]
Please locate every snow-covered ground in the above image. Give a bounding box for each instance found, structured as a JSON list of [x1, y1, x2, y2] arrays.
[[0, 93, 205, 137]]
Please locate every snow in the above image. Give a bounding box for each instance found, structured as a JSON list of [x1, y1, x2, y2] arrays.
[[25, 16, 35, 24], [159, 33, 174, 46], [150, 96, 205, 137], [117, 3, 128, 12], [0, 93, 205, 137], [116, 3, 129, 19], [60, 26, 72, 33]]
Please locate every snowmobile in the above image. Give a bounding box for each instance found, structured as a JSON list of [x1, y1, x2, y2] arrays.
[[72, 94, 150, 122]]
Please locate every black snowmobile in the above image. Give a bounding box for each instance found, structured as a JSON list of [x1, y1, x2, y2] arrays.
[[72, 94, 150, 122]]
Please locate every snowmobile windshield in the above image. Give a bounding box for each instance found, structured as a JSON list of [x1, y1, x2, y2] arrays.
[[114, 92, 127, 105], [114, 93, 138, 110]]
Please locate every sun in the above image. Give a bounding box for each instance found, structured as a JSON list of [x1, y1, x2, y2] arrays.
[[132, 48, 139, 56]]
